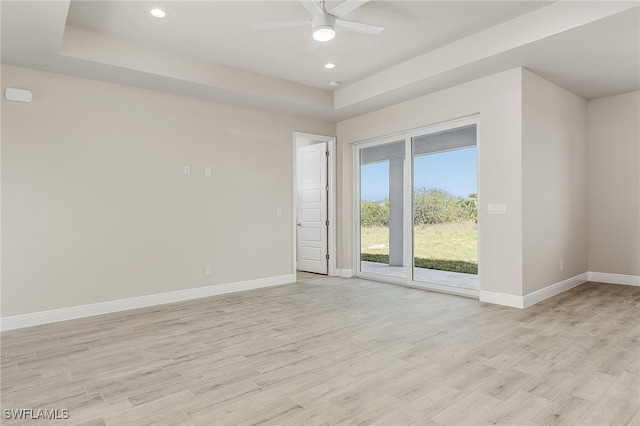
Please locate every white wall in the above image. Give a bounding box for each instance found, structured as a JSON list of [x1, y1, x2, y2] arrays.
[[338, 68, 636, 302], [337, 68, 524, 296], [521, 70, 588, 294], [587, 91, 640, 277], [4, 63, 635, 320], [1, 65, 335, 318]]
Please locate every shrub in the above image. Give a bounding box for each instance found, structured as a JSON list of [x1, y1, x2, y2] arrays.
[[413, 188, 477, 225], [360, 199, 389, 226], [456, 193, 478, 223], [413, 188, 457, 224], [361, 188, 477, 226]]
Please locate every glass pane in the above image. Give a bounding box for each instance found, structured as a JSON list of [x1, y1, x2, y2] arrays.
[[360, 141, 406, 278], [412, 126, 478, 290]]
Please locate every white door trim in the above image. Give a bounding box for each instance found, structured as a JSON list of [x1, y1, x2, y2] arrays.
[[293, 132, 336, 276]]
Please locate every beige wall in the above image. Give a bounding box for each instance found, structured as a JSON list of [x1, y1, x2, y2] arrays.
[[1, 65, 335, 317], [521, 70, 588, 294], [587, 91, 640, 276], [337, 68, 524, 296], [3, 63, 636, 319]]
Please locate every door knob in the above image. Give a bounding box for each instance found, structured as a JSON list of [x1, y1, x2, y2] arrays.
[[297, 223, 302, 226]]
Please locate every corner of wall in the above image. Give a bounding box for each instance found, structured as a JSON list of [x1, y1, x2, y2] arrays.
[[520, 69, 588, 296], [586, 91, 640, 277]]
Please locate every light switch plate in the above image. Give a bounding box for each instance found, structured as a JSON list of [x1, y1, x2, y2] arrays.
[[488, 203, 507, 214], [204, 167, 212, 176]]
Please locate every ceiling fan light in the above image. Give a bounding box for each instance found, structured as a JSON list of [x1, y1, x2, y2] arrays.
[[313, 27, 335, 41], [312, 14, 336, 42]]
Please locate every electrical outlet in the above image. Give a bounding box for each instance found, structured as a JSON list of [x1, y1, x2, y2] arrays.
[[184, 166, 191, 175], [204, 167, 212, 176], [560, 261, 564, 271], [205, 266, 212, 276], [276, 208, 282, 217]]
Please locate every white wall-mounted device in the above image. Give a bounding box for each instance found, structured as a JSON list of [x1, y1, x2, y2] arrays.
[[488, 203, 507, 214], [4, 88, 33, 103]]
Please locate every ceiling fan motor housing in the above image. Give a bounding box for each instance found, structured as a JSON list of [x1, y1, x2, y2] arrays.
[[312, 14, 336, 41]]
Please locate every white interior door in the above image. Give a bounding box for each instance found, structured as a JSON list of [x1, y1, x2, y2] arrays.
[[297, 143, 328, 274]]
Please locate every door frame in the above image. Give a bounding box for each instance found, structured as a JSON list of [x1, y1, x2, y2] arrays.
[[353, 134, 408, 287], [353, 116, 480, 297], [293, 132, 336, 276]]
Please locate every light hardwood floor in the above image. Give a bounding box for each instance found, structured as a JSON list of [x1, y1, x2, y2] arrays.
[[1, 274, 639, 425]]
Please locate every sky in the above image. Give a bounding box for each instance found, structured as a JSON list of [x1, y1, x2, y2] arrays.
[[361, 147, 477, 201]]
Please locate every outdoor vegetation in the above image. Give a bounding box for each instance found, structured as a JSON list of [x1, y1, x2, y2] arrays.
[[361, 188, 478, 274]]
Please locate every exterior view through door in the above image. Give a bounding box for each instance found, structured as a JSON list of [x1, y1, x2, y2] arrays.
[[357, 119, 478, 294], [297, 143, 328, 274]]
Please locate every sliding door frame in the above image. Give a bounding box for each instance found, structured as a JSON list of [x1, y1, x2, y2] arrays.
[[353, 134, 407, 286], [354, 115, 480, 297]]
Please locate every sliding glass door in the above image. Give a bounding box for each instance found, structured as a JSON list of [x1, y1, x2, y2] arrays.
[[356, 118, 478, 295], [359, 140, 406, 279], [412, 126, 478, 291]]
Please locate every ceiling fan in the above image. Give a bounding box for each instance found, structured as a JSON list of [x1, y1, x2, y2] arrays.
[[251, 0, 384, 43]]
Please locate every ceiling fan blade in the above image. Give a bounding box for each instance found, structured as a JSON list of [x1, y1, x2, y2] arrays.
[[335, 18, 384, 35], [251, 20, 309, 31], [300, 0, 323, 17], [329, 0, 369, 18]]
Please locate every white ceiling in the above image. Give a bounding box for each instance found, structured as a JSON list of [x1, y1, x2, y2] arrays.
[[2, 1, 639, 122], [64, 1, 551, 90]]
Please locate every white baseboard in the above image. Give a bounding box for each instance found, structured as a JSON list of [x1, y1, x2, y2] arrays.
[[480, 272, 588, 309], [4, 271, 635, 330], [0, 274, 295, 331], [523, 272, 588, 308], [479, 290, 524, 308], [588, 271, 640, 286], [336, 268, 354, 278]]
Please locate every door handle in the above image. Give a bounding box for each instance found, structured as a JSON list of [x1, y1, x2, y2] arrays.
[[297, 223, 302, 227]]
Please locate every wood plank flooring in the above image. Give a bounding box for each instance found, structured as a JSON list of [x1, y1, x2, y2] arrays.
[[1, 274, 639, 425]]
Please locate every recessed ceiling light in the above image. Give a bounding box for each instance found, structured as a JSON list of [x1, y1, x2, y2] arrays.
[[325, 63, 335, 69], [150, 8, 167, 18], [329, 80, 340, 87]]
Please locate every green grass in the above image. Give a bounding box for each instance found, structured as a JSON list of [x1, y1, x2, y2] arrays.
[[360, 221, 478, 274]]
